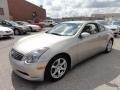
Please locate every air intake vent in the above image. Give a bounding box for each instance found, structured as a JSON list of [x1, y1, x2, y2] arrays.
[[11, 49, 24, 61]]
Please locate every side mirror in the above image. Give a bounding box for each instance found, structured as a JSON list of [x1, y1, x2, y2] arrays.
[[81, 32, 90, 38]]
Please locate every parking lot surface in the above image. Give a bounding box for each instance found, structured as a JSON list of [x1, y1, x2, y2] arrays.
[[0, 30, 120, 90]]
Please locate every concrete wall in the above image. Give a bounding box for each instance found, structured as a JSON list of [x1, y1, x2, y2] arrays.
[[0, 0, 9, 20]]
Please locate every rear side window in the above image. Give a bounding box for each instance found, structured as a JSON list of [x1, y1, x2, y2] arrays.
[[99, 24, 105, 32]]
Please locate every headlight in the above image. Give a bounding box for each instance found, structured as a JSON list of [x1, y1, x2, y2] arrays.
[[24, 48, 49, 63]]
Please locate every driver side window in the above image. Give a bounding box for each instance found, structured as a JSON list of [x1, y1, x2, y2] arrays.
[[82, 23, 99, 35], [6, 22, 12, 26]]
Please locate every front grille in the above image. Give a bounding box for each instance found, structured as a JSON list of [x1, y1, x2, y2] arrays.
[[11, 49, 24, 61], [17, 70, 29, 76]]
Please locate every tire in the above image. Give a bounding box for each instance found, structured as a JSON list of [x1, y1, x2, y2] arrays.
[[49, 24, 53, 27], [105, 39, 113, 53], [114, 34, 117, 37], [14, 29, 20, 35], [45, 55, 69, 81]]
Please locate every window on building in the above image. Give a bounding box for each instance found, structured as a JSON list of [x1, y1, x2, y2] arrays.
[[0, 8, 4, 15]]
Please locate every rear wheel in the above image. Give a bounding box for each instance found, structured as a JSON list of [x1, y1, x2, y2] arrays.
[[105, 39, 113, 53], [45, 55, 69, 81]]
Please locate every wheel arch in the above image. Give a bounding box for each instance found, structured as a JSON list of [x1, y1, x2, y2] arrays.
[[44, 52, 71, 81], [47, 52, 71, 70]]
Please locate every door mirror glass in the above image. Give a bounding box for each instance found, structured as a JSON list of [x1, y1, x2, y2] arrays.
[[81, 32, 90, 38]]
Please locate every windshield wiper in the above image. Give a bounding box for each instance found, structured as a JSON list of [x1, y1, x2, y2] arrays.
[[50, 33, 63, 36]]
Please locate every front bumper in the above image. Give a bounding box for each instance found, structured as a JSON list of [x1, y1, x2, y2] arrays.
[[111, 28, 120, 35], [0, 33, 14, 37], [10, 56, 46, 81], [32, 27, 41, 31]]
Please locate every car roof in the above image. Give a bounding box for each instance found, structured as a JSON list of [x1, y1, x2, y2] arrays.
[[16, 21, 25, 22], [62, 21, 95, 24]]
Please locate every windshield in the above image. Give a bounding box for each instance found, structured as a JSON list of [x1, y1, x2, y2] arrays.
[[6, 21, 19, 26], [17, 21, 30, 25], [46, 23, 82, 36], [112, 21, 120, 25]]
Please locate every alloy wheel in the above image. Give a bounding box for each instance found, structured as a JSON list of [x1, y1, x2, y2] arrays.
[[50, 58, 67, 79]]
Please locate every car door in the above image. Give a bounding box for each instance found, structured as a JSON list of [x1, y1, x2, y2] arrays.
[[77, 23, 102, 62], [97, 24, 109, 50]]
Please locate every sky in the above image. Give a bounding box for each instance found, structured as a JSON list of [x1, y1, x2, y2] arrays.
[[26, 0, 120, 18]]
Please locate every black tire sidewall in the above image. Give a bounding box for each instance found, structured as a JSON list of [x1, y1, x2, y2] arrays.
[[105, 40, 113, 53]]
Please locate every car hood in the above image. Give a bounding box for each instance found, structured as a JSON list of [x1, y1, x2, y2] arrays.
[[13, 32, 70, 54], [0, 26, 13, 31]]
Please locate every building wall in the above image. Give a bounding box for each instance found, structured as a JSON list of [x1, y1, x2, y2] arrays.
[[0, 0, 9, 20], [62, 16, 104, 21], [7, 0, 46, 21], [92, 13, 120, 19]]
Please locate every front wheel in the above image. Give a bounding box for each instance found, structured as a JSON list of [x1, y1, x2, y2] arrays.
[[45, 55, 69, 81], [105, 39, 113, 53], [14, 29, 20, 35]]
